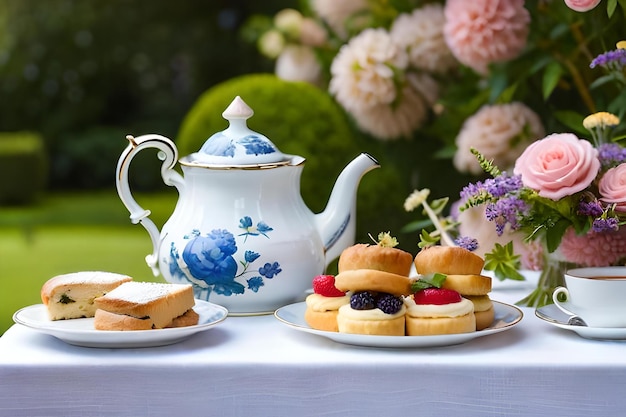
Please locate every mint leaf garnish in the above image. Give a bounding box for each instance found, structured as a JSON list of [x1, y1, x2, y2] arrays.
[[410, 272, 447, 292]]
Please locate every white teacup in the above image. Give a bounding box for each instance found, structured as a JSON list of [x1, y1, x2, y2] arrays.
[[552, 267, 626, 328]]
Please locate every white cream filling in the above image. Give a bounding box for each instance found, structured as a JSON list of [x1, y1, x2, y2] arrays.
[[305, 293, 350, 312], [404, 296, 474, 318], [338, 303, 407, 321]]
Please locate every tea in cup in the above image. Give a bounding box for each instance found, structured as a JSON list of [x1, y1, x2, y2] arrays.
[[552, 267, 626, 328]]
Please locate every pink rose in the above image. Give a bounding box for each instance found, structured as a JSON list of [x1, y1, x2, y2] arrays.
[[599, 163, 626, 212], [563, 0, 602, 12], [513, 133, 600, 200]]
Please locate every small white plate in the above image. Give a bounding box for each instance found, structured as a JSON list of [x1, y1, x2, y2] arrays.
[[535, 304, 626, 341], [274, 301, 523, 348], [13, 300, 228, 348]]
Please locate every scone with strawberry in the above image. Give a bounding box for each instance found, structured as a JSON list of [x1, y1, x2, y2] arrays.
[[414, 245, 493, 330], [304, 275, 350, 332], [404, 275, 476, 336]]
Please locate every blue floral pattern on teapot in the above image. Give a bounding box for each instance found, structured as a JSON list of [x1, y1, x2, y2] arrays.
[[167, 216, 282, 300]]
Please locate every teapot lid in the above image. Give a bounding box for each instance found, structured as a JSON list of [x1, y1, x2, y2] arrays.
[[182, 96, 290, 167]]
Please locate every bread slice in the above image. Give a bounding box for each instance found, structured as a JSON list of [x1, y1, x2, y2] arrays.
[[94, 308, 200, 331], [94, 282, 196, 330], [41, 271, 133, 320]]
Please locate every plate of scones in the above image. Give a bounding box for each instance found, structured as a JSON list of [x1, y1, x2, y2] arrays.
[[13, 271, 228, 348], [275, 239, 523, 348]]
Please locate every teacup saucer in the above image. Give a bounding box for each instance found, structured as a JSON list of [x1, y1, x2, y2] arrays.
[[535, 304, 626, 341]]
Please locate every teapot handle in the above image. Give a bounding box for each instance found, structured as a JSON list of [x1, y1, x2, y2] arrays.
[[115, 134, 184, 276]]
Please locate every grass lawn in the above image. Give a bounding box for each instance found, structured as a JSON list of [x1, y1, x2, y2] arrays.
[[0, 191, 177, 335]]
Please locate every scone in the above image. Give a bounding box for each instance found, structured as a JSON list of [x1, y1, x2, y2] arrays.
[[414, 245, 484, 275], [304, 275, 350, 332], [441, 274, 493, 330], [405, 288, 476, 336], [336, 299, 406, 336], [338, 243, 413, 276], [41, 271, 132, 320], [413, 245, 494, 330], [94, 282, 197, 330]]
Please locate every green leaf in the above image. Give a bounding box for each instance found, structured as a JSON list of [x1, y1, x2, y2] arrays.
[[607, 0, 617, 17], [483, 242, 524, 282], [545, 218, 570, 253], [542, 61, 563, 100], [410, 273, 447, 292], [429, 197, 449, 215], [418, 229, 439, 248], [552, 110, 587, 135]]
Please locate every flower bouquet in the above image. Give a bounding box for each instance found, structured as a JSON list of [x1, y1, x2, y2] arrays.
[[460, 111, 626, 306]]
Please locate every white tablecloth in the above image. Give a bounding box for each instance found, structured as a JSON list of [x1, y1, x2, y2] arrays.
[[1, 287, 626, 417]]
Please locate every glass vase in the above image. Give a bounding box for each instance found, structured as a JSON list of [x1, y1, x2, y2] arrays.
[[516, 251, 573, 308]]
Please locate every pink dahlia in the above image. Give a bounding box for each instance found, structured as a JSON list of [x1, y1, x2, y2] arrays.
[[559, 227, 626, 267], [443, 0, 530, 74], [390, 4, 457, 73], [453, 102, 545, 175]]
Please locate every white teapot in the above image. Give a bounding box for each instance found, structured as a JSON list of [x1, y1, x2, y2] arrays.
[[116, 96, 379, 314]]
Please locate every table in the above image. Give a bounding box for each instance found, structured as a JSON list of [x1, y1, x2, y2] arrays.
[[1, 285, 626, 417]]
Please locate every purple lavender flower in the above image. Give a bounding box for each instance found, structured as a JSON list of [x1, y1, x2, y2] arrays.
[[592, 217, 619, 232], [598, 143, 626, 168], [485, 196, 529, 235], [454, 236, 479, 252], [483, 173, 524, 197], [590, 49, 626, 70], [578, 199, 604, 217], [460, 181, 486, 201]]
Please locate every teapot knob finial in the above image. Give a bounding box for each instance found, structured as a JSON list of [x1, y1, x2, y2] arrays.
[[222, 96, 254, 121]]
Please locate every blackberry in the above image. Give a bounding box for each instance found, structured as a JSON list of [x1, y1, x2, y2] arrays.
[[376, 293, 403, 314], [350, 291, 376, 310]]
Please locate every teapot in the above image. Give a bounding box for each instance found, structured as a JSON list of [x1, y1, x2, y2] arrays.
[[115, 96, 379, 314]]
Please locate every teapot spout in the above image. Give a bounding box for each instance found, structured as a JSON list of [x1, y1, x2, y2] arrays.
[[315, 153, 379, 265]]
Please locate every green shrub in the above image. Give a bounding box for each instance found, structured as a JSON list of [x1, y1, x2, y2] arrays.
[[0, 132, 48, 205], [176, 73, 412, 249]]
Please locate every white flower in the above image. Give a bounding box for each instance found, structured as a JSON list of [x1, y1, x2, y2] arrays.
[[404, 189, 431, 212], [349, 78, 429, 140], [453, 102, 545, 175], [390, 4, 457, 73], [258, 30, 285, 59], [329, 28, 408, 114], [274, 9, 303, 39], [310, 0, 368, 39], [275, 45, 322, 85]]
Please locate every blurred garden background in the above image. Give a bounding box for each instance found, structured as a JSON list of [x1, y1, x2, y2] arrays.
[[0, 0, 299, 334], [0, 0, 435, 334], [3, 0, 626, 334]]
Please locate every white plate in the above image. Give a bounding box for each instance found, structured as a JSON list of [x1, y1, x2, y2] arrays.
[[274, 301, 523, 348], [535, 304, 626, 341], [13, 300, 228, 348]]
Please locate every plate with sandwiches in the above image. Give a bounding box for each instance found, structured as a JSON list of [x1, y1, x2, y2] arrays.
[[13, 299, 228, 349]]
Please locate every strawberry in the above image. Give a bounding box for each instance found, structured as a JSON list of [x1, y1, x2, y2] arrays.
[[413, 288, 461, 305], [312, 275, 346, 297]]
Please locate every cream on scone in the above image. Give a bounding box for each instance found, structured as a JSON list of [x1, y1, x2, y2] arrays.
[[304, 275, 350, 332], [337, 302, 406, 336], [405, 288, 475, 336]]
